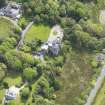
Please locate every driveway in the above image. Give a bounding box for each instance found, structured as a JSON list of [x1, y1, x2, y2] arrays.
[[16, 21, 33, 50]]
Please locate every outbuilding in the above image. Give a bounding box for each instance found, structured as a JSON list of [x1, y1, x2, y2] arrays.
[[5, 86, 19, 100]]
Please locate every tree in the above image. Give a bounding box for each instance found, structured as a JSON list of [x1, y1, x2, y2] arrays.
[[18, 18, 27, 29], [59, 4, 66, 17], [20, 44, 31, 53], [54, 56, 64, 66], [4, 50, 36, 72], [81, 20, 104, 38], [66, 1, 88, 21], [0, 37, 17, 54], [21, 87, 30, 99], [35, 76, 52, 98], [18, 51, 35, 66], [0, 0, 6, 8], [70, 29, 98, 50], [32, 95, 56, 105], [23, 67, 37, 81], [4, 51, 23, 72]]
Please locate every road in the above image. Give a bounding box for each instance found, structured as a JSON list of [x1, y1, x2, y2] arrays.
[[85, 65, 105, 105], [16, 21, 34, 50]]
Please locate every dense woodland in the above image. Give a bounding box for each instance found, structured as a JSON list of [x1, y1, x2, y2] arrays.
[[0, 0, 105, 105]]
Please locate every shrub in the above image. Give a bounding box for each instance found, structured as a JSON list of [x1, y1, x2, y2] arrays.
[[3, 81, 9, 89], [91, 60, 98, 68], [14, 28, 21, 34], [23, 67, 38, 82], [21, 87, 30, 99], [0, 63, 7, 81], [18, 18, 27, 29]]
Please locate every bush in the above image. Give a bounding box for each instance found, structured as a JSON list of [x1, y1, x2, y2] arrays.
[[14, 27, 21, 35], [91, 60, 98, 68], [0, 63, 7, 81], [3, 81, 9, 89], [23, 67, 38, 82], [52, 79, 60, 91], [18, 18, 27, 29], [21, 87, 30, 99]]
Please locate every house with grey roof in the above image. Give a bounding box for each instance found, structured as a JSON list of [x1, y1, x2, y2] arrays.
[[3, 86, 19, 104], [0, 2, 22, 19], [48, 42, 60, 56], [40, 25, 64, 56]]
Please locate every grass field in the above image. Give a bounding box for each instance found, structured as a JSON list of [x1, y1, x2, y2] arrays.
[[93, 80, 105, 105], [55, 52, 95, 105], [25, 24, 51, 42], [0, 17, 14, 40]]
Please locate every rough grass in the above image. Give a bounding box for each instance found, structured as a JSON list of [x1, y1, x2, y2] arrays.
[[0, 17, 14, 40], [55, 52, 95, 105], [25, 24, 51, 42]]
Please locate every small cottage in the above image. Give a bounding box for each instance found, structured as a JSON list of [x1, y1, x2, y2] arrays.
[[5, 86, 19, 100]]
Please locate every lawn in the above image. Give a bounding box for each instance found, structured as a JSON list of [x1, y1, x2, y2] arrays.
[[55, 52, 95, 105], [0, 17, 14, 40], [93, 80, 105, 105], [25, 24, 51, 42], [0, 88, 5, 105], [3, 73, 22, 87]]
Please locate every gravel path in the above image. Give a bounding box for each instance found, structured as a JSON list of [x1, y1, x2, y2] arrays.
[[16, 21, 34, 50]]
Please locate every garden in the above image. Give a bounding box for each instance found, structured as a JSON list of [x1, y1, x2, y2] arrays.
[[93, 80, 105, 105], [24, 24, 51, 42]]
